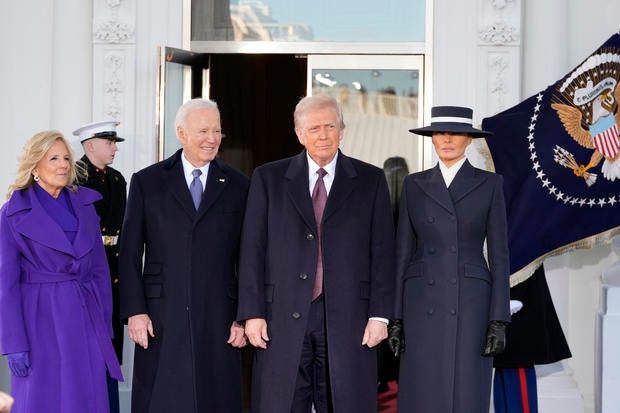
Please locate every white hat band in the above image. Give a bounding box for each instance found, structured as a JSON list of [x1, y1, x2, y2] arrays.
[[430, 116, 473, 125]]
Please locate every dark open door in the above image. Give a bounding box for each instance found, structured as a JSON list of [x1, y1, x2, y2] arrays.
[[157, 47, 307, 176]]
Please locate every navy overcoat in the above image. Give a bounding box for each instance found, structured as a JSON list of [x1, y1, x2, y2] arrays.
[[119, 149, 249, 413], [237, 150, 395, 413], [394, 160, 510, 413]]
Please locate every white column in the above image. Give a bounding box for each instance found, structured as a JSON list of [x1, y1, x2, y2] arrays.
[[432, 0, 478, 107], [542, 255, 585, 413], [598, 238, 620, 412], [0, 0, 55, 202], [475, 0, 522, 118], [521, 0, 568, 97], [50, 0, 93, 155], [92, 0, 137, 178]]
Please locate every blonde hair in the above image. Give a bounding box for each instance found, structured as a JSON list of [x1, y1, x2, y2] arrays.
[[6, 130, 78, 200]]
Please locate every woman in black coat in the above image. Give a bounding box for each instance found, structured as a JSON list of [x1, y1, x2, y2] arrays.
[[390, 106, 511, 412]]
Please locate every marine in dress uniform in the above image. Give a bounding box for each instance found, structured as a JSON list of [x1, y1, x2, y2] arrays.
[[74, 120, 127, 413]]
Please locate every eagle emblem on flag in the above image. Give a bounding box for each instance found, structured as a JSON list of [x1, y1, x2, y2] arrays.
[[551, 50, 620, 184]]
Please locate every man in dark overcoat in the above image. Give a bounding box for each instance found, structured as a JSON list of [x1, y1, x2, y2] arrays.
[[119, 98, 249, 413], [238, 95, 395, 413], [74, 120, 127, 413]]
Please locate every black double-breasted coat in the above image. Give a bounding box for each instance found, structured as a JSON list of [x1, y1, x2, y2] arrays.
[[237, 150, 395, 413], [394, 160, 511, 413], [119, 150, 249, 413], [78, 155, 126, 362]]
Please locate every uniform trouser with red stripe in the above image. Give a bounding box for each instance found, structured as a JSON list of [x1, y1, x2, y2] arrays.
[[493, 367, 538, 413]]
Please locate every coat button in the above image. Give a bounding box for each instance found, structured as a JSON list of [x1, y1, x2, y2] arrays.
[[450, 278, 457, 284], [450, 246, 457, 253], [292, 312, 301, 319], [115, 252, 119, 257], [307, 233, 315, 240], [299, 273, 308, 280], [427, 216, 435, 223], [428, 247, 436, 254], [450, 309, 456, 315], [113, 278, 119, 284], [427, 309, 434, 315], [427, 279, 435, 285]]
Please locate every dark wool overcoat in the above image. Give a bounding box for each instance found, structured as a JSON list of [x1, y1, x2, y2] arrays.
[[237, 150, 395, 413], [119, 150, 249, 413], [394, 160, 511, 413]]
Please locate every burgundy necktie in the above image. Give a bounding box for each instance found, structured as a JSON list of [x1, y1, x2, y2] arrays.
[[312, 168, 328, 300]]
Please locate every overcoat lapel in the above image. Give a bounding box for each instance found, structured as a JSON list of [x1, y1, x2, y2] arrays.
[[10, 188, 75, 256], [285, 151, 317, 231], [323, 151, 355, 223], [448, 160, 487, 203], [164, 150, 197, 219], [416, 164, 456, 215], [197, 158, 228, 218], [69, 190, 97, 259]]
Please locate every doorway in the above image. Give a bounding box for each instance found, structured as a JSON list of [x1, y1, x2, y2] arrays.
[[157, 49, 424, 174], [158, 49, 307, 176], [210, 54, 307, 175]]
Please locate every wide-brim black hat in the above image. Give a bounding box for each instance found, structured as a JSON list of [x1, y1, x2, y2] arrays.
[[409, 106, 492, 138]]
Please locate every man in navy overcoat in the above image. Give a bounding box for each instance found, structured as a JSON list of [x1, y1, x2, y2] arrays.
[[119, 99, 249, 413], [238, 95, 395, 413]]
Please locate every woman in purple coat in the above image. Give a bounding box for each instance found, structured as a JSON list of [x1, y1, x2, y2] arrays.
[[0, 130, 122, 413]]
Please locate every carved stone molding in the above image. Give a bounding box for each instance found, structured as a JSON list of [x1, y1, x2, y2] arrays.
[[94, 20, 134, 43], [480, 21, 519, 44], [93, 0, 135, 44], [477, 0, 522, 119], [479, 0, 520, 46], [491, 0, 515, 10], [488, 54, 509, 111], [103, 53, 124, 120]]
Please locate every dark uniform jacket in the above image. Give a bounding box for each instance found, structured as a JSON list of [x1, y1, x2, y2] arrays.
[[493, 265, 571, 369], [78, 155, 127, 362]]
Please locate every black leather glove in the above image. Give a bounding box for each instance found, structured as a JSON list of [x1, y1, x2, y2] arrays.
[[481, 320, 507, 357], [387, 319, 405, 356]]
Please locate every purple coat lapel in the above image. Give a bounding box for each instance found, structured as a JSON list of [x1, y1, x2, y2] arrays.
[[6, 186, 102, 258]]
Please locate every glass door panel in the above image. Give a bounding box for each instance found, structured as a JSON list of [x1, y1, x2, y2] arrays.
[[157, 46, 210, 160], [307, 55, 424, 174]]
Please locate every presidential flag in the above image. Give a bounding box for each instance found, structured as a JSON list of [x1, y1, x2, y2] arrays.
[[483, 31, 620, 285]]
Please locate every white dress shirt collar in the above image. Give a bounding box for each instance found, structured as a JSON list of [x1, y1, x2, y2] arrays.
[[438, 157, 467, 188], [306, 151, 338, 196], [181, 151, 210, 190]]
